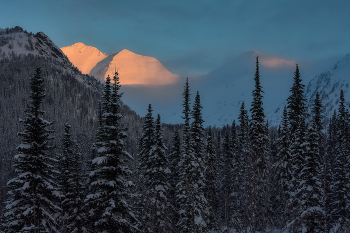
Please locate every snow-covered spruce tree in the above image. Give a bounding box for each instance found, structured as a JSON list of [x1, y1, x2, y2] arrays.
[[287, 64, 307, 137], [330, 89, 350, 231], [85, 102, 103, 232], [290, 117, 308, 231], [137, 104, 155, 232], [66, 142, 86, 233], [230, 120, 244, 232], [291, 92, 325, 232], [218, 128, 234, 230], [86, 73, 138, 232], [176, 77, 193, 232], [177, 79, 208, 233], [214, 130, 222, 224], [324, 111, 337, 232], [62, 135, 89, 233], [58, 123, 87, 233], [168, 130, 181, 231], [2, 67, 60, 233], [277, 106, 293, 226], [248, 56, 270, 232], [205, 126, 219, 232], [312, 92, 331, 231], [285, 64, 307, 230], [56, 123, 73, 231], [267, 121, 282, 228], [297, 119, 325, 232], [190, 91, 209, 231], [56, 123, 74, 231], [56, 123, 87, 233], [146, 114, 171, 232], [237, 101, 249, 230], [139, 104, 155, 170]]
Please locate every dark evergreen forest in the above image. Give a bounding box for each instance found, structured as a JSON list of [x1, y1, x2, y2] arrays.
[[0, 51, 349, 232]]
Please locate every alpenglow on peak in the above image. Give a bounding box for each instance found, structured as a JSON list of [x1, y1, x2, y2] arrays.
[[62, 44, 180, 85]]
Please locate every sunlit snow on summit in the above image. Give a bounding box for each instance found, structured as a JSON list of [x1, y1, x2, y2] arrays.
[[62, 44, 180, 86]]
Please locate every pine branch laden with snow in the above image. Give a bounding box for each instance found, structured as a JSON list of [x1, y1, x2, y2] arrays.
[[2, 67, 60, 233]]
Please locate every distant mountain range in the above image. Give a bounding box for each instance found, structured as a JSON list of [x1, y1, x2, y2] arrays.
[[61, 43, 179, 85], [2, 27, 349, 127]]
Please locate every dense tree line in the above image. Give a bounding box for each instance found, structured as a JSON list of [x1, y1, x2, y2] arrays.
[[2, 56, 350, 232], [0, 53, 147, 217]]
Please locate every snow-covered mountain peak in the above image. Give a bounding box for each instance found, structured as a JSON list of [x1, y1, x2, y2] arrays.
[[61, 42, 107, 74], [117, 49, 136, 56], [103, 49, 180, 85], [64, 42, 105, 55], [62, 43, 180, 86]]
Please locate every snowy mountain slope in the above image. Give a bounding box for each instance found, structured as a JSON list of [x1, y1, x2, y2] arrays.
[[60, 42, 108, 74], [61, 44, 180, 85], [0, 31, 40, 56], [0, 27, 102, 90], [0, 28, 70, 65], [305, 53, 350, 122], [88, 51, 117, 81], [267, 53, 350, 126]]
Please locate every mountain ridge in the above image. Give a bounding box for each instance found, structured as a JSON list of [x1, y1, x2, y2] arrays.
[[61, 42, 108, 74], [62, 43, 180, 85]]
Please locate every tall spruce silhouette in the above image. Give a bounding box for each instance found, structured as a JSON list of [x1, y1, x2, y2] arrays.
[[86, 73, 138, 233], [3, 67, 59, 233]]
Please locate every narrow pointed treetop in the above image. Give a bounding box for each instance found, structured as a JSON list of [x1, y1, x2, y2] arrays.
[[287, 64, 307, 135], [182, 77, 191, 149], [139, 104, 155, 166], [191, 91, 205, 157], [102, 75, 112, 118], [250, 56, 264, 117], [250, 56, 266, 138], [312, 92, 323, 133]]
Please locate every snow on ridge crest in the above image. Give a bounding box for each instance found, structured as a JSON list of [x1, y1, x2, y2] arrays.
[[62, 44, 180, 85], [61, 43, 108, 74]]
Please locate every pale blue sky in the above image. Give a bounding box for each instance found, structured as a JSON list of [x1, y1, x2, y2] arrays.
[[2, 0, 350, 75]]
